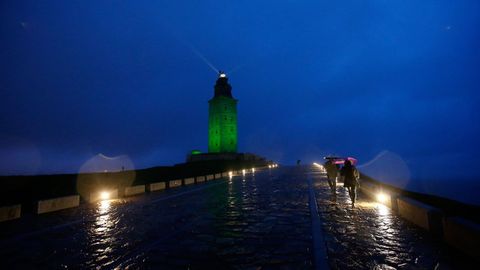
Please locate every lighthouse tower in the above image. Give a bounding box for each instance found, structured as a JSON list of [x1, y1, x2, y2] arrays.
[[208, 72, 238, 153]]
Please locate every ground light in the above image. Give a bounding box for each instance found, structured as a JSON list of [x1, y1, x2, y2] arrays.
[[313, 162, 324, 168], [252, 168, 255, 173], [228, 171, 233, 178], [242, 169, 246, 176], [313, 162, 325, 172], [99, 191, 111, 201], [376, 192, 389, 204]]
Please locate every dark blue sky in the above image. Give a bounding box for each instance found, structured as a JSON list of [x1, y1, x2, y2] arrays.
[[1, 1, 479, 186]]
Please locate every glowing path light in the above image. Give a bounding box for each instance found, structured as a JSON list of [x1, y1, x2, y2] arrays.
[[99, 191, 111, 201], [376, 193, 388, 203], [89, 190, 117, 202], [313, 162, 326, 173]]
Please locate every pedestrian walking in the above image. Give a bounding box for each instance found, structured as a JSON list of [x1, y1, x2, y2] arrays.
[[324, 159, 339, 195], [340, 159, 360, 207]]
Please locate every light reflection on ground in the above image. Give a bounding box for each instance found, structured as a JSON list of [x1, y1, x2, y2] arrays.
[[1, 167, 471, 269], [227, 177, 235, 208], [376, 204, 390, 217], [313, 169, 448, 270], [95, 200, 113, 232], [88, 199, 118, 267]]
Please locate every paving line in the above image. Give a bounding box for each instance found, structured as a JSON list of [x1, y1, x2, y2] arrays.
[[308, 176, 330, 270]]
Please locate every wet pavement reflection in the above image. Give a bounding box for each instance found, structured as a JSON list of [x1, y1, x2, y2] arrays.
[[310, 168, 472, 269], [87, 200, 117, 267], [0, 166, 475, 269], [0, 168, 313, 269]]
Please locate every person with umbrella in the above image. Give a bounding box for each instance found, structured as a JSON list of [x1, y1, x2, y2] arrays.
[[324, 159, 339, 196]]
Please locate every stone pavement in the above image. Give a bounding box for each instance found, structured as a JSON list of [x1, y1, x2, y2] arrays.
[[0, 166, 476, 269], [127, 169, 314, 269], [309, 168, 474, 270], [0, 169, 314, 269]]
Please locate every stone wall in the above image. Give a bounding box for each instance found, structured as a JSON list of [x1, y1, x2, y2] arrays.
[[443, 216, 480, 257], [397, 197, 443, 234], [37, 195, 80, 214], [169, 179, 182, 188], [0, 204, 21, 222], [149, 182, 166, 192], [196, 176, 206, 183], [359, 174, 478, 258], [124, 185, 145, 197], [184, 177, 195, 185]]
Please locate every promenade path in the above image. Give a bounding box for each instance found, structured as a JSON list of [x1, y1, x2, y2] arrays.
[[0, 166, 474, 269]]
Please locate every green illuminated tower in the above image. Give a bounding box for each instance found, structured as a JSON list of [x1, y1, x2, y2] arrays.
[[208, 72, 238, 153]]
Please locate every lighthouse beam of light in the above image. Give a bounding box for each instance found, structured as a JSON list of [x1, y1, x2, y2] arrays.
[[155, 19, 221, 75], [187, 43, 219, 74]]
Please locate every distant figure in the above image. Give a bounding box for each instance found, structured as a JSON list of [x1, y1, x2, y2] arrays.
[[297, 160, 301, 165], [324, 160, 338, 195], [340, 160, 360, 207]]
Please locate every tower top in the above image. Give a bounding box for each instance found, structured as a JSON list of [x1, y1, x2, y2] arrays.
[[214, 71, 233, 98]]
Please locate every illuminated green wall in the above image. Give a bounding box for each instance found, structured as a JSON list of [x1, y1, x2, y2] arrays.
[[208, 96, 237, 153]]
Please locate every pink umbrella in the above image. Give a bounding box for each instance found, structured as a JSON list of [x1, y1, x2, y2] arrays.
[[325, 156, 358, 165]]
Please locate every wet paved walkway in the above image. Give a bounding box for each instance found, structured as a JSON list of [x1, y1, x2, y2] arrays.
[[309, 168, 473, 270], [0, 166, 474, 269]]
